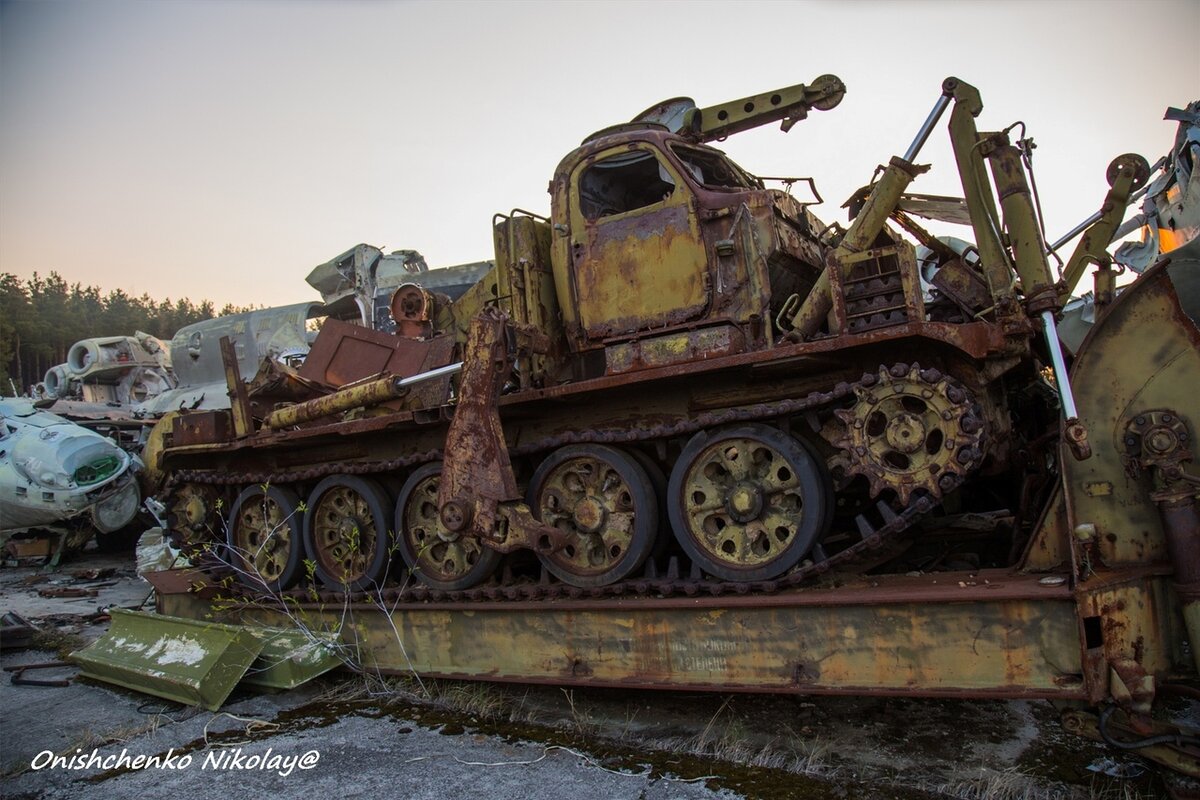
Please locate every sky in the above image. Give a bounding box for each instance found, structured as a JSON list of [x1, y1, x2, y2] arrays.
[[1, 0, 1197, 311]]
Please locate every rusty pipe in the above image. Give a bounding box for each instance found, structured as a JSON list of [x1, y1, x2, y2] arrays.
[[265, 362, 462, 430]]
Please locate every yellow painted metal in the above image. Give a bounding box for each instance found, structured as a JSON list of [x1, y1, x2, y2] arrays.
[[604, 325, 743, 374], [491, 213, 562, 387], [1064, 263, 1199, 565], [219, 336, 253, 439], [157, 570, 1086, 698], [1058, 154, 1147, 305], [264, 374, 405, 429], [986, 141, 1056, 307], [449, 263, 502, 342], [138, 411, 179, 493], [683, 75, 846, 142], [1020, 486, 1070, 572], [1077, 574, 1182, 681], [944, 79, 1013, 307], [789, 158, 920, 338], [567, 144, 709, 341]]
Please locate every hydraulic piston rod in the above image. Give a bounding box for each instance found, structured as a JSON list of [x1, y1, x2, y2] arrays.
[[265, 362, 462, 430], [1040, 310, 1078, 420], [904, 92, 952, 162]]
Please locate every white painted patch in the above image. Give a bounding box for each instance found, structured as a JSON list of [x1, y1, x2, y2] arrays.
[[110, 636, 148, 653], [144, 635, 209, 666]]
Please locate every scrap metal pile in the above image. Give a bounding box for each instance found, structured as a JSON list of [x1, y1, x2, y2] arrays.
[[70, 77, 1200, 773]]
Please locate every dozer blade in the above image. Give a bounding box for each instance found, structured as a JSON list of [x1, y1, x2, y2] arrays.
[[70, 609, 264, 711], [239, 628, 342, 690]]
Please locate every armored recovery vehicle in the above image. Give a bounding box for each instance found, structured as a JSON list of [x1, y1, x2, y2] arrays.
[[150, 77, 1200, 772]]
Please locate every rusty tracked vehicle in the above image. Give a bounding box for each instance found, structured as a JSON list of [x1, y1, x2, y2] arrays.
[[150, 77, 1200, 772]]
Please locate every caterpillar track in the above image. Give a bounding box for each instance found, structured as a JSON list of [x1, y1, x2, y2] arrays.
[[167, 363, 978, 605]]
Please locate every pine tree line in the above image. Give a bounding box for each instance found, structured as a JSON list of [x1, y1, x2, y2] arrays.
[[0, 271, 250, 394]]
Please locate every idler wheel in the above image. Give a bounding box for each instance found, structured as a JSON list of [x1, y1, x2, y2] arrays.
[[227, 484, 305, 592], [396, 462, 501, 591], [667, 423, 830, 582], [302, 475, 393, 592], [166, 482, 221, 555], [527, 445, 659, 588]]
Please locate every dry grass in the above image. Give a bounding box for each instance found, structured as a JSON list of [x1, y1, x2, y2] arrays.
[[428, 681, 521, 722], [643, 697, 833, 778], [309, 674, 536, 728], [928, 767, 1160, 800]]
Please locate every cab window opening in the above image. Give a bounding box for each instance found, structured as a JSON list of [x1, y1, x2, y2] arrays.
[[669, 144, 754, 190], [580, 151, 676, 220]]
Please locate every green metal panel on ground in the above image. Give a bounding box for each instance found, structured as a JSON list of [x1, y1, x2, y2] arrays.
[[70, 609, 264, 711], [240, 627, 342, 690]]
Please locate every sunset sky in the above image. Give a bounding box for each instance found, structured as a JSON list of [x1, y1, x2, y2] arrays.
[[2, 0, 1197, 310]]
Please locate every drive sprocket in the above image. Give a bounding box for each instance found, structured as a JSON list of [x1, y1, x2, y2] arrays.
[[834, 363, 986, 504]]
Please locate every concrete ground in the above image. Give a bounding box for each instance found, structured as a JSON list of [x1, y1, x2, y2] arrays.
[[0, 657, 744, 800], [0, 544, 1180, 800]]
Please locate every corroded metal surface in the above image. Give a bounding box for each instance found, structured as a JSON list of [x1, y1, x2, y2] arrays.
[[299, 317, 455, 393], [264, 373, 407, 430], [1064, 260, 1200, 566], [147, 76, 1199, 772], [160, 567, 1088, 699], [833, 364, 985, 504]]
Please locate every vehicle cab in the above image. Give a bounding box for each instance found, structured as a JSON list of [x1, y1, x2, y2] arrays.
[[549, 125, 829, 375]]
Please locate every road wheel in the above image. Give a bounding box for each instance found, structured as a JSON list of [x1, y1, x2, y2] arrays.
[[667, 424, 829, 582]]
